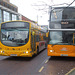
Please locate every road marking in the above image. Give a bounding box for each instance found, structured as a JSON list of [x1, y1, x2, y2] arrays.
[[39, 66, 44, 72], [45, 60, 48, 63], [65, 68, 75, 75]]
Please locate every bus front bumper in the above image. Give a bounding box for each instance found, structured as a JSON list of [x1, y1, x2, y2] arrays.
[[48, 52, 75, 57], [0, 50, 33, 57]]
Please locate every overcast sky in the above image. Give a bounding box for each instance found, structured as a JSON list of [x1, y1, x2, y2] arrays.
[[10, 0, 74, 25]]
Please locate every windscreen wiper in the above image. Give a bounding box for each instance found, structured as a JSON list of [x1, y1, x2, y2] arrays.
[[52, 42, 63, 47], [52, 42, 73, 47]]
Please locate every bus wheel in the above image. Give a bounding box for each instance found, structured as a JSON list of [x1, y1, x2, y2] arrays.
[[37, 46, 39, 54]]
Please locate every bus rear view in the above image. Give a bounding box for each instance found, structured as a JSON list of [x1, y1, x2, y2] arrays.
[[48, 7, 75, 57]]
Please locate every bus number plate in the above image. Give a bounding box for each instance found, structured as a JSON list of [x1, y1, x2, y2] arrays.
[[10, 54, 17, 56], [61, 54, 68, 56]]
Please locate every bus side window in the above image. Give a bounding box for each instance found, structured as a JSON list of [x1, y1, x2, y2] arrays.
[[36, 35, 39, 42]]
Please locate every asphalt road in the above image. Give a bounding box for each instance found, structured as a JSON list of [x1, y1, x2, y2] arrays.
[[0, 49, 75, 75]]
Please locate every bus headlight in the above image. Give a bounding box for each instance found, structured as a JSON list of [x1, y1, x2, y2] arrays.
[[1, 51, 2, 53], [26, 51, 28, 54], [50, 50, 54, 52]]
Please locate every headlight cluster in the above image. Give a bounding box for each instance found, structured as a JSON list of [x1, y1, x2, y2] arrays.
[[26, 51, 28, 53], [23, 51, 30, 54], [1, 51, 4, 53]]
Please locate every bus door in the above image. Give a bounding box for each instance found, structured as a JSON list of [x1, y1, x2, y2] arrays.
[[31, 31, 36, 51]]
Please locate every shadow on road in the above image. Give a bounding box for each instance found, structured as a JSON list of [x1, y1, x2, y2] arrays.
[[49, 56, 75, 61]]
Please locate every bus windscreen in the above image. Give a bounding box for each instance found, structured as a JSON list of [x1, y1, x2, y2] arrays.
[[1, 22, 29, 47]]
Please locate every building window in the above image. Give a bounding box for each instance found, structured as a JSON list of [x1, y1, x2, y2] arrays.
[[3, 11, 10, 22], [12, 14, 17, 20]]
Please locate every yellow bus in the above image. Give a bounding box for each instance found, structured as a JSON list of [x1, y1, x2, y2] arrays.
[[0, 21, 46, 57], [47, 7, 75, 57]]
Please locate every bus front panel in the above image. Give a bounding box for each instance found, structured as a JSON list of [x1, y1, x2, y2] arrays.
[[47, 31, 75, 57], [0, 21, 33, 57]]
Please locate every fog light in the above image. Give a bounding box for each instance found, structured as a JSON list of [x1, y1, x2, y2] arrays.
[[3, 51, 4, 53], [1, 51, 2, 53], [26, 51, 28, 53], [50, 50, 54, 52]]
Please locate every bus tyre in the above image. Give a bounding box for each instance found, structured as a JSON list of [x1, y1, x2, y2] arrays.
[[37, 46, 39, 54]]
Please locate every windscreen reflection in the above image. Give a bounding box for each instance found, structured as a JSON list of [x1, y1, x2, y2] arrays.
[[1, 29, 29, 47], [1, 22, 29, 47], [49, 31, 74, 45]]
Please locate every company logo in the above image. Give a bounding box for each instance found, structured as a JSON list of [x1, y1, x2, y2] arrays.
[[61, 48, 68, 51]]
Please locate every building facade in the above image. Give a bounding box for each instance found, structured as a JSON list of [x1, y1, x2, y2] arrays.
[[22, 15, 37, 25], [0, 0, 37, 25], [0, 0, 21, 23]]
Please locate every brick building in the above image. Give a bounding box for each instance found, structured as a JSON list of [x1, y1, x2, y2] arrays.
[[0, 0, 21, 23], [0, 0, 37, 25], [22, 15, 37, 24]]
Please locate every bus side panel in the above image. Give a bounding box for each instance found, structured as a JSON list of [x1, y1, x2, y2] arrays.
[[39, 41, 46, 52]]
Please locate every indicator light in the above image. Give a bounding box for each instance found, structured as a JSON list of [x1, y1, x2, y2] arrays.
[[23, 52, 25, 53], [3, 51, 4, 53], [27, 48, 29, 50], [30, 51, 32, 53]]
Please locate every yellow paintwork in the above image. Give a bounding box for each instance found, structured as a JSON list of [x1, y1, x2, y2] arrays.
[[0, 34, 33, 57], [0, 20, 46, 57], [0, 21, 33, 57], [47, 44, 75, 57], [46, 32, 49, 37]]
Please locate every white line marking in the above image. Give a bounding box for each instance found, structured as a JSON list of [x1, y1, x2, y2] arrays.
[[39, 66, 44, 72], [45, 60, 48, 63]]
